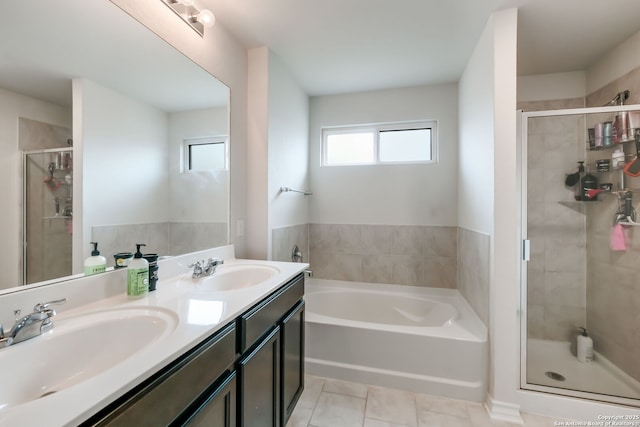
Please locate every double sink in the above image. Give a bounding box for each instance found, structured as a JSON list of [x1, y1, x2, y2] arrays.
[[0, 262, 280, 412]]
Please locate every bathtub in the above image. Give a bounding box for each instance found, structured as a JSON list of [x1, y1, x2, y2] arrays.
[[304, 279, 488, 402]]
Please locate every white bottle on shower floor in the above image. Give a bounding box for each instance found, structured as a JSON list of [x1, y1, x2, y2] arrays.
[[577, 327, 593, 363]]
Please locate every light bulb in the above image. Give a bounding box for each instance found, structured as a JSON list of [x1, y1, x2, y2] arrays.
[[196, 9, 215, 27]]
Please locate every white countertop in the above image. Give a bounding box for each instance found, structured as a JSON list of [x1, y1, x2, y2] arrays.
[[0, 245, 307, 426]]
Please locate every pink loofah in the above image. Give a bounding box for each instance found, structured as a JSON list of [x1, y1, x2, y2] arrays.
[[610, 223, 627, 251]]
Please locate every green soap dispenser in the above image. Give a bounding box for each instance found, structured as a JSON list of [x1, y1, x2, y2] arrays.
[[127, 244, 149, 298], [84, 242, 106, 276]]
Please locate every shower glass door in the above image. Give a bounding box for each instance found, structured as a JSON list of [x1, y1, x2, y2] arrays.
[[23, 148, 73, 285], [521, 106, 640, 407]]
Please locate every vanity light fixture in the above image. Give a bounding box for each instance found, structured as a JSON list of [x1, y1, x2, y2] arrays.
[[161, 0, 215, 37]]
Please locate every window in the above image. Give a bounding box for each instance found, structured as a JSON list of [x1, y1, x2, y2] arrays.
[[322, 121, 436, 166], [184, 137, 227, 172]]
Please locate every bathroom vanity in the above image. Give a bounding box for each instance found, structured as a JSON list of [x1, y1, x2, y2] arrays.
[[0, 245, 306, 427]]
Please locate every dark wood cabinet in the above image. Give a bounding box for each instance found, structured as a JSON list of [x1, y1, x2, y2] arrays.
[[85, 323, 237, 427], [184, 372, 237, 427], [84, 273, 305, 427], [238, 326, 281, 427], [281, 300, 304, 425]]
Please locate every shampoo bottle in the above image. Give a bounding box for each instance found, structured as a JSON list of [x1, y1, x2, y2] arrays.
[[84, 242, 106, 275], [577, 327, 593, 363], [127, 243, 149, 298]]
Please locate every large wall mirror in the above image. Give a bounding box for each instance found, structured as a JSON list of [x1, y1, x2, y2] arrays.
[[0, 0, 230, 291]]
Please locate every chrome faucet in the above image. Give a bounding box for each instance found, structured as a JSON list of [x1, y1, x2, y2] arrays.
[[189, 258, 224, 278], [189, 260, 205, 278], [0, 298, 67, 348], [203, 258, 224, 276]]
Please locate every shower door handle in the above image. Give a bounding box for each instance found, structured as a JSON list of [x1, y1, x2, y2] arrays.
[[522, 240, 530, 262]]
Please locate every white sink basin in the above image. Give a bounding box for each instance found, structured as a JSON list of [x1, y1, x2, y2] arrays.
[[0, 306, 178, 409], [182, 264, 280, 291]]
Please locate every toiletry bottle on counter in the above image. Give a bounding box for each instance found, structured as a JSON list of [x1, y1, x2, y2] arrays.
[[84, 242, 106, 275], [577, 327, 593, 363], [127, 244, 149, 298]]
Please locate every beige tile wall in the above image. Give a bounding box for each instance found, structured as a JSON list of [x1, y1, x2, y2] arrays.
[[457, 228, 490, 326], [520, 67, 640, 382], [272, 224, 492, 324], [20, 118, 73, 284], [584, 67, 640, 382], [272, 224, 309, 263], [517, 97, 585, 112], [308, 224, 457, 288], [526, 114, 587, 342]]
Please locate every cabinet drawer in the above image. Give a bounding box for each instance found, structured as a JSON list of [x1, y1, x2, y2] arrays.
[[239, 274, 303, 352], [94, 323, 236, 426]]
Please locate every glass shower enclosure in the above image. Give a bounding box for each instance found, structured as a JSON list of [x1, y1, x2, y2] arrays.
[[520, 105, 640, 407], [22, 148, 73, 285]]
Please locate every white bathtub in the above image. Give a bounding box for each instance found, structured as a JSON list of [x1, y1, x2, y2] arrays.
[[304, 279, 488, 402]]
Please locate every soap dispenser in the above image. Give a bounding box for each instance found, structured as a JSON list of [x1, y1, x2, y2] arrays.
[[84, 242, 106, 276], [577, 327, 593, 363], [127, 244, 149, 298]]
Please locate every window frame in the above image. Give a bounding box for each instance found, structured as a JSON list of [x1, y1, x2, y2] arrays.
[[183, 136, 228, 173], [321, 120, 437, 167]]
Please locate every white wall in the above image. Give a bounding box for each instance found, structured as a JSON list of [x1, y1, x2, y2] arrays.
[[246, 48, 310, 260], [267, 50, 309, 258], [246, 47, 270, 259], [458, 34, 494, 236], [0, 88, 71, 289], [587, 29, 640, 94], [110, 0, 248, 256], [78, 79, 169, 260], [459, 8, 520, 420], [517, 71, 586, 103], [168, 107, 229, 223], [309, 84, 458, 226]]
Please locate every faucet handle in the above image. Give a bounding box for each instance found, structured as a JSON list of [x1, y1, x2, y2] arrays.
[[189, 260, 206, 278], [34, 298, 67, 314]]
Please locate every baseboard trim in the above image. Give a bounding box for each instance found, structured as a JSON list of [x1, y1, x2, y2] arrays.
[[486, 394, 523, 424]]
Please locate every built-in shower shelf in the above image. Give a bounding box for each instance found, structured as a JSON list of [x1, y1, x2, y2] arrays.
[[557, 200, 597, 214], [42, 215, 72, 220]]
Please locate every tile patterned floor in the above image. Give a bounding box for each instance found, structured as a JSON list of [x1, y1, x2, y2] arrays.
[[287, 375, 568, 427]]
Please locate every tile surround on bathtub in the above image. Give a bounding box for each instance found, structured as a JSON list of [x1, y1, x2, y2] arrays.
[[457, 228, 490, 326], [272, 224, 309, 263], [308, 224, 457, 288], [271, 224, 493, 324]]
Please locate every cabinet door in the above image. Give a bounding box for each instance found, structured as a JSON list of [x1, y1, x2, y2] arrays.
[[281, 300, 305, 426], [238, 326, 280, 427], [183, 372, 236, 427]]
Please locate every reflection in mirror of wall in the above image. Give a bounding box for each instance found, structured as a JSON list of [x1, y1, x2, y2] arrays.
[[0, 0, 230, 291]]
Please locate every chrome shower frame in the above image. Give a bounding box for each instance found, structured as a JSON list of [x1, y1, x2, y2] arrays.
[[519, 106, 640, 409]]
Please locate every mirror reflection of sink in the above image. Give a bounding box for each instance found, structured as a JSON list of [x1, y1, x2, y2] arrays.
[[182, 264, 280, 291], [0, 307, 178, 410]]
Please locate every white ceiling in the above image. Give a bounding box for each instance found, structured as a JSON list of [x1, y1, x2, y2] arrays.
[[0, 0, 228, 111], [201, 0, 640, 95]]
